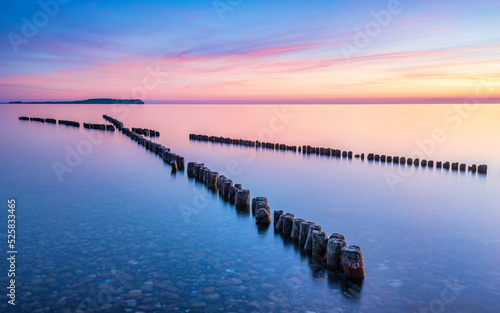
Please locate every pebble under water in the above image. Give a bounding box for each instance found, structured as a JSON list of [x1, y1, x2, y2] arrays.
[[1, 104, 500, 313]]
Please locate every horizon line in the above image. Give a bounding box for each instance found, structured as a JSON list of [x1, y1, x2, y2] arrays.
[[2, 97, 500, 105]]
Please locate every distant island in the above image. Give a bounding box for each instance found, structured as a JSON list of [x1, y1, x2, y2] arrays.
[[7, 98, 144, 104]]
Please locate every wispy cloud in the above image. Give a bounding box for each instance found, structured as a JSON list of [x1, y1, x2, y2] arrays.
[[1, 0, 499, 103]]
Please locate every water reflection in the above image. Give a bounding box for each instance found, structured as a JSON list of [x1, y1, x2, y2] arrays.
[[327, 270, 364, 300], [1, 104, 500, 312], [256, 223, 270, 234], [274, 227, 365, 299]]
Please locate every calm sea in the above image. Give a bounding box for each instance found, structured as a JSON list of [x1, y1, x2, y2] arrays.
[[0, 104, 499, 312]]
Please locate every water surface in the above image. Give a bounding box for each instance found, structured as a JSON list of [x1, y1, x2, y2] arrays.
[[0, 104, 499, 312]]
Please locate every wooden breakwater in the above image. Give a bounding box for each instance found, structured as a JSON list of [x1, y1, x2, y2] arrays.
[[19, 116, 119, 131], [84, 123, 115, 131], [189, 134, 297, 152], [131, 127, 160, 137], [103, 115, 183, 172], [186, 161, 365, 279], [19, 115, 365, 281], [189, 133, 488, 175], [17, 115, 184, 169], [20, 116, 82, 128], [58, 120, 80, 127]]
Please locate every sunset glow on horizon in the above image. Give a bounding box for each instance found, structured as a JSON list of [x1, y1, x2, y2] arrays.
[[1, 0, 500, 103]]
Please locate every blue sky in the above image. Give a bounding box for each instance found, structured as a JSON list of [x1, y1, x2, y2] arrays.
[[1, 0, 499, 103]]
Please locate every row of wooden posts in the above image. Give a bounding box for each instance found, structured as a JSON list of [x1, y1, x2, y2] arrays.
[[131, 127, 160, 137], [19, 114, 181, 170], [103, 115, 184, 172], [189, 133, 488, 175], [18, 115, 140, 136], [19, 116, 80, 127], [84, 123, 115, 131], [19, 115, 365, 279], [186, 161, 365, 279], [20, 116, 116, 132], [189, 134, 298, 152]]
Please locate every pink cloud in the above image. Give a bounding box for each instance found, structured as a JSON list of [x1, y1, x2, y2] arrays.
[[1, 40, 499, 103]]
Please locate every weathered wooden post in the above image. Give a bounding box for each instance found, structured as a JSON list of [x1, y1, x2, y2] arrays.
[[290, 218, 305, 242], [177, 157, 185, 171], [311, 230, 328, 262], [222, 179, 234, 201], [235, 189, 250, 210], [208, 172, 219, 191], [255, 201, 270, 214], [298, 221, 314, 248], [251, 197, 268, 215], [194, 163, 205, 179], [187, 162, 196, 178], [255, 208, 271, 225], [229, 185, 240, 204], [282, 213, 295, 237], [304, 225, 321, 255], [170, 160, 178, 172], [273, 210, 283, 227], [341, 245, 365, 279], [326, 234, 346, 270], [275, 214, 285, 233]]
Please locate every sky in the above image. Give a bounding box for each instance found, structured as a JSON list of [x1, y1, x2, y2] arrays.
[[0, 0, 500, 104]]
